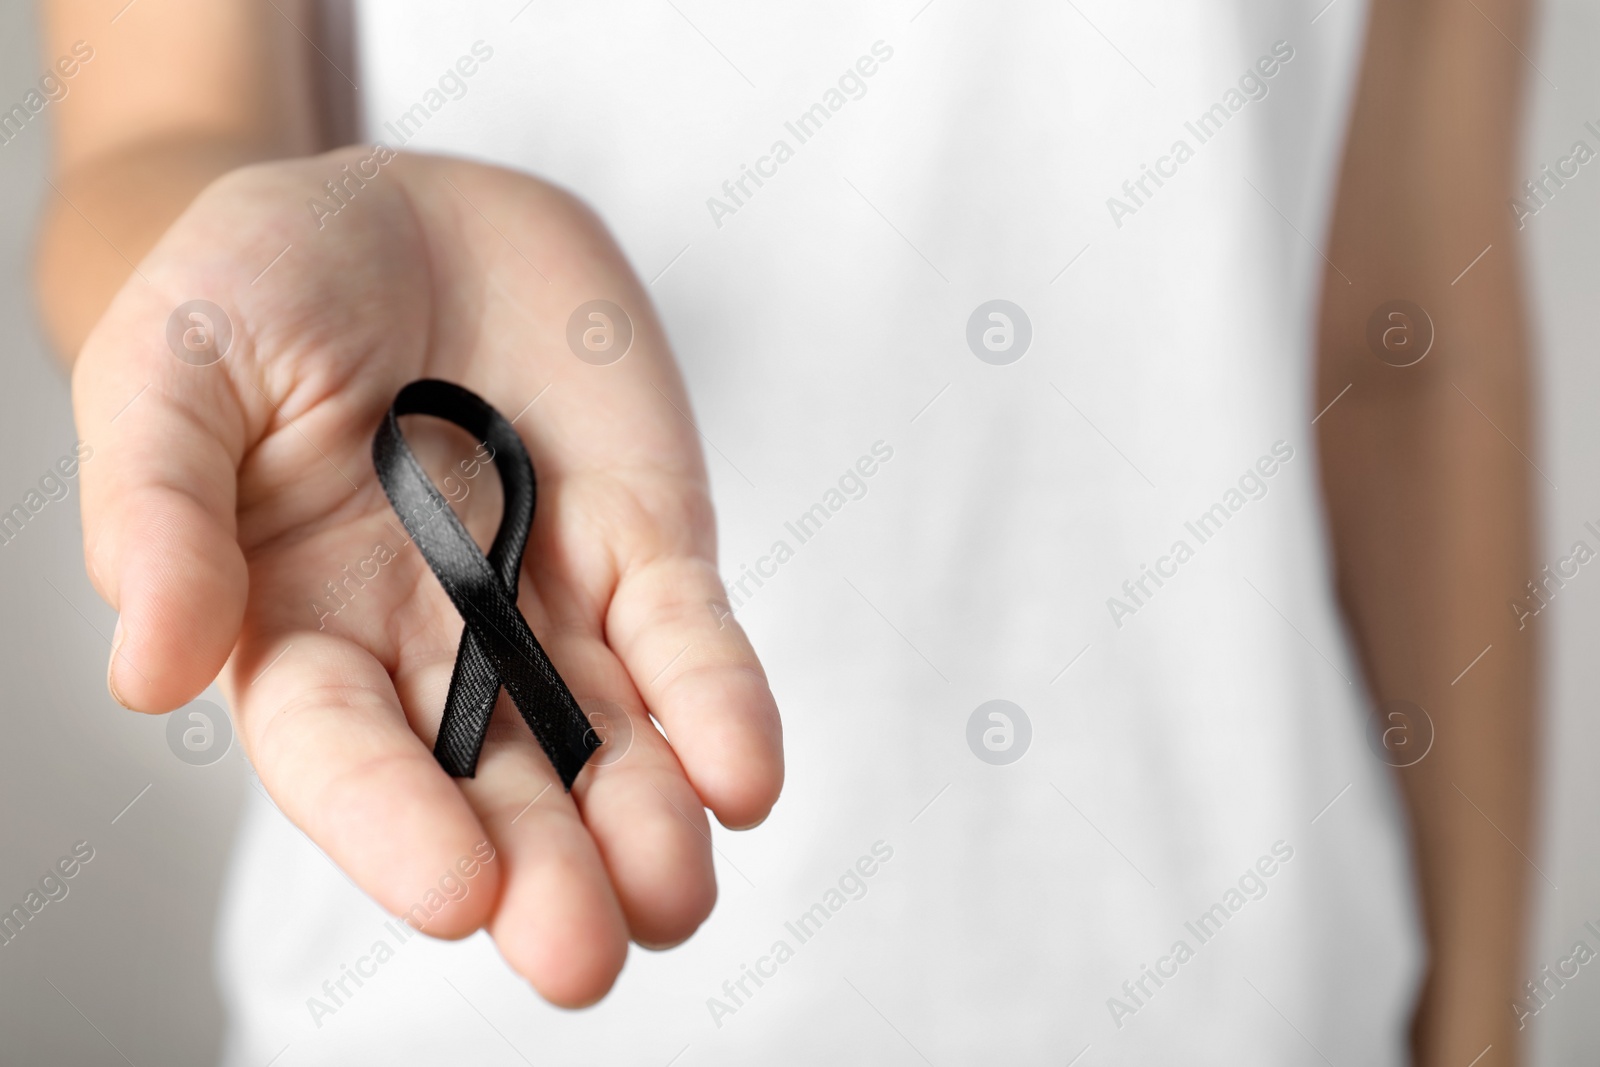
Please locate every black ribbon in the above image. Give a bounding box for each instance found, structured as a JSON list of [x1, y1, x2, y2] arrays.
[[372, 379, 598, 787]]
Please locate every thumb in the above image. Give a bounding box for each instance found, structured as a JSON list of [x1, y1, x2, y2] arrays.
[[74, 285, 249, 713]]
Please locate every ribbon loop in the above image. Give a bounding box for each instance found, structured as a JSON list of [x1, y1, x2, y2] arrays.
[[372, 379, 598, 786]]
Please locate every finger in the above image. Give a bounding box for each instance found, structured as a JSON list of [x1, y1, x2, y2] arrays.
[[73, 283, 250, 712], [606, 555, 784, 829], [385, 621, 633, 1007], [224, 631, 499, 940], [388, 576, 714, 990], [449, 697, 631, 1007], [550, 627, 719, 949]]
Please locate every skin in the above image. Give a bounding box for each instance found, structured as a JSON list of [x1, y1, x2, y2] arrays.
[[1318, 1, 1535, 1063], [39, 0, 783, 1008], [36, 0, 1536, 1057]]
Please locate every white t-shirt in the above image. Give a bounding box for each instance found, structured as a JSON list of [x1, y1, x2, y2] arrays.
[[219, 2, 1422, 1063]]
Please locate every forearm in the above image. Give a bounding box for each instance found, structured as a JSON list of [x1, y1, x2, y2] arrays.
[[35, 0, 327, 359], [1321, 302, 1536, 1064], [1318, 1, 1536, 1064]]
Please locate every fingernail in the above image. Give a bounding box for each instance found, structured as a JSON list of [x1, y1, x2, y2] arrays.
[[107, 617, 132, 709], [724, 813, 769, 832]]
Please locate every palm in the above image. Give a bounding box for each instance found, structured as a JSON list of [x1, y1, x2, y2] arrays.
[[73, 151, 782, 1005]]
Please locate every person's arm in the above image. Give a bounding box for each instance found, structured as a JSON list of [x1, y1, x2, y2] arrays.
[[1318, 1, 1536, 1063], [38, 0, 784, 1008], [36, 0, 323, 358]]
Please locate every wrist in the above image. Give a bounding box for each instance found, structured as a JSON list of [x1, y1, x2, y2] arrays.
[[36, 134, 284, 361]]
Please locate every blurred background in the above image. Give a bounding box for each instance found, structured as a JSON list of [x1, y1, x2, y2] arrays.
[[1, 0, 1598, 1063]]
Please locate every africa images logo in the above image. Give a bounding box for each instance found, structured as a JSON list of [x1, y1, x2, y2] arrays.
[[1104, 41, 1295, 229], [705, 841, 895, 1028], [165, 299, 232, 366], [704, 41, 895, 228]]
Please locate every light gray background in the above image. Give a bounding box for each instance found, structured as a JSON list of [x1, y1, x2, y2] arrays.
[[1518, 0, 1600, 1060], [0, 2, 1594, 1063]]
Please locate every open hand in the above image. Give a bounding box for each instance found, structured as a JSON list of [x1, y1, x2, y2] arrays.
[[72, 149, 783, 1006]]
